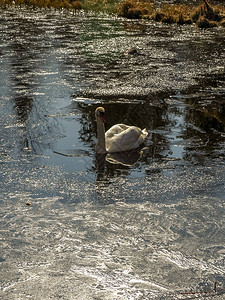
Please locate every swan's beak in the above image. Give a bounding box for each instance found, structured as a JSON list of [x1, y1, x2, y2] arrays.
[[100, 115, 105, 123], [99, 112, 105, 123]]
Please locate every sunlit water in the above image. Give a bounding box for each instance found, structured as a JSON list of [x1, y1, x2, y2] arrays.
[[0, 7, 225, 300]]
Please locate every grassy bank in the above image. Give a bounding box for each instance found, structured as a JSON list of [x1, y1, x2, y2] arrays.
[[118, 0, 225, 28], [0, 0, 118, 12], [1, 0, 225, 28], [0, 0, 83, 10]]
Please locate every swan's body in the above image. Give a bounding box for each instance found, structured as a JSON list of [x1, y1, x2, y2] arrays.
[[105, 124, 147, 152], [95, 107, 148, 154]]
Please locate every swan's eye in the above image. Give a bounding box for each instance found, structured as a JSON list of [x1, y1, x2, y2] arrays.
[[100, 111, 105, 116]]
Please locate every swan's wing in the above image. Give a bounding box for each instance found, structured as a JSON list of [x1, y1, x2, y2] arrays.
[[105, 124, 130, 139], [106, 126, 147, 152]]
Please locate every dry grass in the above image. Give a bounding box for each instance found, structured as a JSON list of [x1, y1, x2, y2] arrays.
[[0, 0, 83, 10], [118, 0, 225, 28], [82, 0, 119, 14], [118, 0, 154, 19], [191, 1, 225, 27], [1, 0, 225, 27], [0, 0, 119, 13], [196, 16, 217, 28], [155, 4, 192, 24]]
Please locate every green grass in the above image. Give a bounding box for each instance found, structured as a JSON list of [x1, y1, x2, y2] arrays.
[[1, 0, 225, 27], [0, 0, 83, 10], [82, 0, 119, 14]]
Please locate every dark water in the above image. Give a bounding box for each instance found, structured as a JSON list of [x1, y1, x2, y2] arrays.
[[0, 7, 225, 299]]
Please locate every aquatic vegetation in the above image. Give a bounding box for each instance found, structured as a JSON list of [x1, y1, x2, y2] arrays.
[[191, 0, 225, 28], [82, 0, 119, 14], [118, 0, 153, 19], [220, 18, 225, 27], [196, 16, 217, 28], [118, 0, 225, 28], [0, 0, 83, 11], [1, 0, 225, 28], [154, 4, 193, 25], [0, 0, 118, 13]]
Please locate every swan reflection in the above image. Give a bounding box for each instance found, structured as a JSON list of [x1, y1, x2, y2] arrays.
[[105, 147, 142, 166], [96, 147, 144, 180]]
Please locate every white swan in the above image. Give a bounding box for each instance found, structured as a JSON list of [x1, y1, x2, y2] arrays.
[[95, 107, 148, 154]]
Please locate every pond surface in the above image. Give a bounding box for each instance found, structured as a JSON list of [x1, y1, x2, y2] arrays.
[[0, 7, 225, 300]]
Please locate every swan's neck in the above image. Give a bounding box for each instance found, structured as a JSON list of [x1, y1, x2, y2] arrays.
[[96, 117, 107, 154]]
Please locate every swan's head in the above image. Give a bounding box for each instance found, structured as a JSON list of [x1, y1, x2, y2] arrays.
[[95, 107, 105, 123]]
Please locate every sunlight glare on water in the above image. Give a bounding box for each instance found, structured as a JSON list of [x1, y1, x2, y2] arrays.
[[0, 6, 225, 300]]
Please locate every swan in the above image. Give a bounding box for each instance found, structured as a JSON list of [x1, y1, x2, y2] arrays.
[[95, 107, 148, 154]]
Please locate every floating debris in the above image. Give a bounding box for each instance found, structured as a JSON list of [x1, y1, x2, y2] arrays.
[[53, 149, 89, 157]]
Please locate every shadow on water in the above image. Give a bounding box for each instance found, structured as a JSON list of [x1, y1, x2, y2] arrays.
[[72, 88, 225, 178], [0, 7, 224, 182], [0, 7, 225, 299]]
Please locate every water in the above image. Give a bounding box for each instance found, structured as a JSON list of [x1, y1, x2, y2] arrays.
[[0, 7, 225, 299]]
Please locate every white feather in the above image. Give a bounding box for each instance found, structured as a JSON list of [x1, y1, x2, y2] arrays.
[[105, 124, 148, 153], [95, 107, 148, 154]]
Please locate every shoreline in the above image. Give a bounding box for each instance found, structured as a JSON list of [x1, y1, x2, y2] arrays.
[[1, 0, 225, 28]]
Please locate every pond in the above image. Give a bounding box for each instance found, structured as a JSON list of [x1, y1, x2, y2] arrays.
[[0, 7, 225, 299]]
